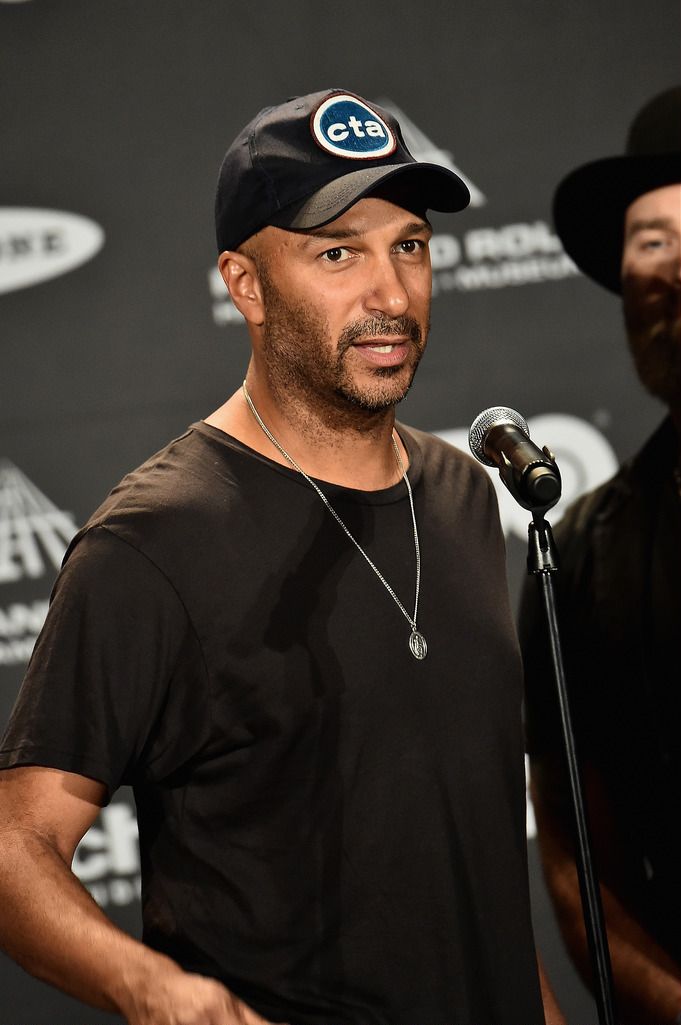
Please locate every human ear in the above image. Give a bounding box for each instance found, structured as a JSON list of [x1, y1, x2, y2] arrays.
[[217, 251, 265, 326]]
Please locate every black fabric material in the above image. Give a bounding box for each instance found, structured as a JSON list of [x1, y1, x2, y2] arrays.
[[520, 417, 681, 965], [1, 423, 544, 1025]]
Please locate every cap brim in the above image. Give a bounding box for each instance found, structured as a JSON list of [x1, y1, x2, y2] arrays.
[[270, 162, 470, 232], [553, 152, 680, 293]]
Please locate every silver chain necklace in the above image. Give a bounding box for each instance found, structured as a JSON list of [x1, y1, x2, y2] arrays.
[[242, 381, 427, 660]]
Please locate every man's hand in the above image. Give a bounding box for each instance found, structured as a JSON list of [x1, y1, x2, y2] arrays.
[[531, 766, 681, 1024], [537, 958, 566, 1025], [122, 965, 284, 1025], [0, 768, 287, 1025]]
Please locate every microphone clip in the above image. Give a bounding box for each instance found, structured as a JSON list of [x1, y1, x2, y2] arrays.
[[498, 442, 562, 513]]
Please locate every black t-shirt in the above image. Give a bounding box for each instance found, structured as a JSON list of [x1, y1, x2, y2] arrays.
[[1, 422, 544, 1025]]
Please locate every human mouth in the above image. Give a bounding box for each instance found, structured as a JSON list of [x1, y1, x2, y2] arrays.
[[352, 339, 410, 366]]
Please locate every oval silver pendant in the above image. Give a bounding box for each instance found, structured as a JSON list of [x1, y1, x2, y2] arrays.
[[409, 630, 428, 660]]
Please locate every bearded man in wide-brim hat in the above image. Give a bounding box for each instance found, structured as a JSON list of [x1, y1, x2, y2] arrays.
[[520, 86, 681, 1024]]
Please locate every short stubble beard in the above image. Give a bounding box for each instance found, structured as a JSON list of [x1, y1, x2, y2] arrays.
[[258, 263, 429, 428]]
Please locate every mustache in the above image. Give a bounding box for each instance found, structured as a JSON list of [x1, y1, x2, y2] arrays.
[[623, 281, 680, 329], [337, 315, 424, 353]]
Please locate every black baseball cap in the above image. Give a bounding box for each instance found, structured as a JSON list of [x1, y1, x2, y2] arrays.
[[215, 88, 470, 253], [553, 86, 681, 293]]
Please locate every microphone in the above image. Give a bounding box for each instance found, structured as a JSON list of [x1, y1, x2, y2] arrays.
[[468, 406, 561, 511]]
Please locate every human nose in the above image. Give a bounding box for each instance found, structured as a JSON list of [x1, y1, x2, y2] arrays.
[[660, 242, 681, 286], [655, 251, 681, 295], [658, 236, 681, 286], [362, 256, 410, 318]]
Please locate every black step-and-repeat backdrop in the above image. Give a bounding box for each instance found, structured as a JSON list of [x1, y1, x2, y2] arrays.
[[1, 1, 678, 1021]]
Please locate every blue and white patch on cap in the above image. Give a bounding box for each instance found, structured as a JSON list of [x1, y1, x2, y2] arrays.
[[311, 93, 396, 160]]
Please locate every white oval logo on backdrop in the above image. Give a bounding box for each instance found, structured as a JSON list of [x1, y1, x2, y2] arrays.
[[437, 413, 618, 539], [0, 208, 105, 294]]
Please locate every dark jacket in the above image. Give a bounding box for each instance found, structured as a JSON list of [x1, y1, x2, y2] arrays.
[[519, 417, 680, 963]]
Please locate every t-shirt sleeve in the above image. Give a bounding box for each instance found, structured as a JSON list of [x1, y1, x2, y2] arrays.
[[0, 525, 197, 798]]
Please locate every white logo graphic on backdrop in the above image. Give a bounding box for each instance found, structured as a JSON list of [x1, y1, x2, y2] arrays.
[[73, 802, 141, 909], [379, 100, 577, 293], [0, 461, 76, 583], [429, 224, 578, 293], [209, 266, 244, 326], [0, 208, 104, 294], [525, 756, 537, 839], [376, 98, 486, 208], [437, 413, 618, 539], [0, 461, 77, 666]]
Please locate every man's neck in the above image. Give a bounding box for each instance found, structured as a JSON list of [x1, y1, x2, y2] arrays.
[[204, 382, 409, 491]]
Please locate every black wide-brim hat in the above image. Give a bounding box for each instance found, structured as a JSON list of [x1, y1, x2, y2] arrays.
[[553, 86, 681, 293]]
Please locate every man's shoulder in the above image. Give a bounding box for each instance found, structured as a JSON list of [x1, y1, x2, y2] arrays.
[[92, 426, 225, 513], [555, 472, 624, 539], [399, 422, 496, 507], [66, 424, 247, 563], [555, 416, 675, 542], [399, 422, 490, 476]]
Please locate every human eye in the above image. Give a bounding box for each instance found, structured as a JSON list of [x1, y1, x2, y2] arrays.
[[394, 238, 427, 256], [636, 230, 670, 252], [320, 246, 353, 263]]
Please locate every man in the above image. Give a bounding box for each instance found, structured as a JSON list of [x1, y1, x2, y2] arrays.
[[520, 86, 681, 1024], [0, 90, 559, 1024]]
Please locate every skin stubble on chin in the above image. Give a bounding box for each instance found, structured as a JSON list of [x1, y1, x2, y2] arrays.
[[257, 258, 429, 421]]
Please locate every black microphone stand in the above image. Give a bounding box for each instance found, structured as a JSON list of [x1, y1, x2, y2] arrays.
[[527, 511, 618, 1025]]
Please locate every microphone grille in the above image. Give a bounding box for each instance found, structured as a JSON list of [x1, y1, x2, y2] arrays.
[[468, 406, 530, 466]]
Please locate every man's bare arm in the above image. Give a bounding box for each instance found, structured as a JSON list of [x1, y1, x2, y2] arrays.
[[537, 956, 567, 1025], [0, 766, 278, 1025], [531, 770, 681, 1025]]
